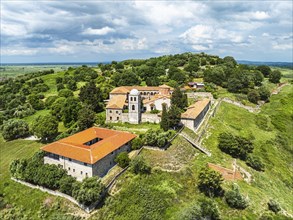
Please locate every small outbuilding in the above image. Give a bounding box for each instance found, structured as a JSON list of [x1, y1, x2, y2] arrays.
[[180, 98, 211, 131]]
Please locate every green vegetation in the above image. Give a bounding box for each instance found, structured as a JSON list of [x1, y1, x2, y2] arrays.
[[224, 184, 249, 209], [115, 152, 130, 168]]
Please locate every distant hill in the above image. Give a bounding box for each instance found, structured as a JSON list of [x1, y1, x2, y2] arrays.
[[238, 60, 293, 68]]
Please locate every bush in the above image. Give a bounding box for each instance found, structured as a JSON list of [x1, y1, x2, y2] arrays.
[[269, 70, 281, 83], [115, 152, 130, 168], [130, 156, 151, 174], [131, 137, 143, 150], [143, 129, 170, 148], [198, 167, 224, 197], [268, 199, 281, 213], [246, 154, 265, 171], [58, 89, 74, 98], [2, 119, 30, 141], [180, 198, 220, 220], [225, 184, 249, 209], [59, 175, 76, 196], [248, 89, 260, 104], [218, 133, 254, 160], [72, 177, 105, 206]]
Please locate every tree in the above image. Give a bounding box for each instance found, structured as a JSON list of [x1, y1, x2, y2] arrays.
[[252, 71, 264, 86], [258, 86, 270, 102], [73, 177, 105, 206], [2, 119, 30, 141], [225, 184, 249, 209], [168, 66, 187, 85], [45, 95, 58, 108], [198, 167, 224, 197], [130, 156, 151, 174], [58, 89, 74, 98], [115, 152, 130, 168], [27, 94, 45, 110], [56, 83, 65, 91], [66, 79, 77, 91], [247, 89, 260, 104], [269, 70, 281, 83], [59, 175, 76, 196], [160, 103, 169, 131], [50, 97, 66, 120], [246, 154, 265, 171], [61, 97, 81, 128], [204, 66, 226, 87], [77, 107, 96, 130], [256, 65, 272, 77], [168, 105, 181, 129], [218, 133, 254, 160], [171, 87, 188, 110], [223, 56, 237, 68], [268, 199, 281, 213], [32, 114, 58, 141], [79, 82, 103, 112], [131, 137, 143, 150]]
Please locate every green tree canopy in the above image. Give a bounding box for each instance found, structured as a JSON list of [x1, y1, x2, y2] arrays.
[[79, 81, 103, 112], [198, 167, 224, 197], [77, 106, 96, 131], [269, 70, 281, 83], [32, 114, 58, 141], [2, 119, 30, 141]]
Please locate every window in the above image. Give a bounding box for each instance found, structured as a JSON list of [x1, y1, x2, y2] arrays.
[[86, 173, 88, 177], [81, 171, 83, 175], [132, 105, 135, 110], [84, 162, 87, 166], [73, 169, 75, 172], [134, 97, 136, 101], [49, 153, 59, 160], [116, 111, 118, 114], [69, 158, 72, 162], [109, 110, 112, 113], [130, 97, 133, 101], [61, 156, 64, 159], [110, 116, 112, 120], [117, 117, 119, 120], [68, 167, 71, 171]]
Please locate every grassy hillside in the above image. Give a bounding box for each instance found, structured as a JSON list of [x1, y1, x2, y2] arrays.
[[91, 83, 293, 220]]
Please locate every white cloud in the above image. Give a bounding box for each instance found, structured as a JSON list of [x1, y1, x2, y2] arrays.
[[192, 44, 212, 51], [251, 11, 270, 20], [82, 27, 115, 35], [272, 43, 292, 50], [1, 23, 27, 36]]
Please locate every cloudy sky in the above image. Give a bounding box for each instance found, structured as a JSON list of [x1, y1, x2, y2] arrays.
[[1, 0, 292, 63]]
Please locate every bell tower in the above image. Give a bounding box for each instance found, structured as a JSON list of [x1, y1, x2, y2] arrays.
[[128, 89, 141, 124]]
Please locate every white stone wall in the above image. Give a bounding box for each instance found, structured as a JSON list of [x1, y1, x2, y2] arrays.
[[128, 94, 141, 124], [180, 119, 195, 131], [144, 98, 171, 112], [44, 155, 93, 181], [141, 113, 161, 123], [92, 143, 131, 177], [106, 108, 123, 123]]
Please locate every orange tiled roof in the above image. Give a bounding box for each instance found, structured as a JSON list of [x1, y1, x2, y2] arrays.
[[41, 127, 136, 164], [106, 95, 126, 109], [110, 86, 173, 94], [143, 94, 171, 104], [181, 98, 210, 119]]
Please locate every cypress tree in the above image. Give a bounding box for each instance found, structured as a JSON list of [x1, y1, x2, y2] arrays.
[[160, 103, 169, 131]]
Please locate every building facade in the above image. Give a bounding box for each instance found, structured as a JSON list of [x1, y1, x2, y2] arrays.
[[106, 85, 173, 124], [41, 127, 136, 181], [181, 98, 211, 131]]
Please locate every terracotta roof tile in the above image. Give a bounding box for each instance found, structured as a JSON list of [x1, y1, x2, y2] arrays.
[[181, 98, 210, 119], [110, 85, 173, 94], [41, 127, 136, 164], [143, 94, 171, 104], [106, 95, 126, 109]]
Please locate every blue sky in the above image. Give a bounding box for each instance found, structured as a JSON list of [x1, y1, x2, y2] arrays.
[[1, 1, 292, 63]]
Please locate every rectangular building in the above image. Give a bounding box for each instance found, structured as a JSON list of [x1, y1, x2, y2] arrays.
[[41, 127, 136, 181]]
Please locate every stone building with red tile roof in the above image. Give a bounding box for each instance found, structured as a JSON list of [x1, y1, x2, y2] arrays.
[[180, 98, 211, 131], [41, 127, 136, 181], [106, 85, 173, 124]]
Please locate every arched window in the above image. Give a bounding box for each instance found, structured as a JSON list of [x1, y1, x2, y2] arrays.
[[130, 97, 133, 101], [132, 105, 135, 110], [134, 97, 136, 101]]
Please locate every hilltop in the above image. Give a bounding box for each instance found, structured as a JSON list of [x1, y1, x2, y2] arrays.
[[0, 52, 292, 219]]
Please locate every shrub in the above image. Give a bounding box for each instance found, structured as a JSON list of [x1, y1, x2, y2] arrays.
[[218, 133, 254, 160], [115, 152, 130, 168], [225, 184, 249, 209], [198, 167, 224, 197], [2, 119, 30, 141], [150, 109, 160, 114], [59, 175, 76, 196], [268, 199, 281, 213], [248, 89, 260, 104], [246, 154, 265, 171], [143, 129, 170, 148], [130, 156, 151, 174], [45, 96, 59, 108], [131, 137, 143, 150], [179, 198, 220, 220], [58, 89, 74, 98], [269, 70, 281, 83], [72, 177, 105, 206]]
